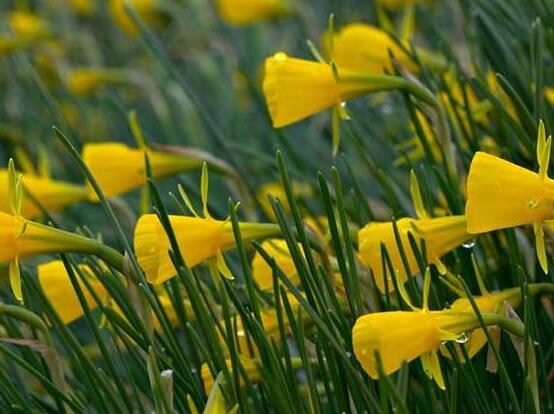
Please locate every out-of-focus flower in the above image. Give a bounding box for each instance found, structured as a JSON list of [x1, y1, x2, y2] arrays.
[[466, 123, 553, 272], [38, 260, 108, 324], [263, 52, 395, 128], [8, 11, 52, 40], [201, 357, 261, 394], [216, 0, 290, 26], [357, 215, 471, 292], [0, 170, 88, 218], [134, 215, 280, 284], [82, 142, 205, 200], [545, 87, 554, 106], [256, 181, 313, 219], [66, 68, 128, 97], [109, 0, 167, 35], [323, 23, 446, 74], [252, 239, 301, 290]]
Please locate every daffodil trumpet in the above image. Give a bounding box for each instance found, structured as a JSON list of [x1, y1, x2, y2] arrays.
[[0, 210, 129, 300], [263, 52, 440, 129], [352, 269, 530, 388], [466, 121, 554, 272]]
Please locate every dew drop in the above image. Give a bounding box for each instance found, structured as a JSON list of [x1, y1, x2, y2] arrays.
[[455, 332, 470, 344], [462, 239, 476, 249]]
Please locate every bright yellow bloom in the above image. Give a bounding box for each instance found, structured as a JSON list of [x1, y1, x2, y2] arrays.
[[109, 0, 166, 35], [0, 212, 97, 264], [217, 0, 289, 25], [0, 170, 88, 218], [66, 68, 127, 97], [252, 239, 300, 290], [0, 209, 106, 300], [352, 308, 477, 385], [376, 0, 430, 8], [324, 23, 445, 74], [263, 52, 388, 128], [357, 215, 471, 292], [8, 11, 51, 40], [134, 214, 280, 284], [82, 142, 204, 200], [38, 260, 108, 324], [443, 288, 521, 358], [466, 152, 554, 233]]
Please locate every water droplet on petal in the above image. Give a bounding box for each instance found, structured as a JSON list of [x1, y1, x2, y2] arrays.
[[462, 239, 476, 249], [455, 332, 470, 344]]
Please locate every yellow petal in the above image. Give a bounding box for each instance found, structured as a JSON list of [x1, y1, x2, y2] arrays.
[[38, 260, 108, 324], [262, 52, 378, 128], [466, 152, 554, 233], [82, 142, 203, 200], [134, 215, 277, 284], [0, 170, 87, 218], [216, 0, 289, 25], [252, 239, 300, 291]]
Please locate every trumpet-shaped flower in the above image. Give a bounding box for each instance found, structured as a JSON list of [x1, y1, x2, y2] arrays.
[[108, 0, 166, 35], [466, 123, 553, 273], [217, 0, 290, 25], [353, 270, 496, 388], [8, 11, 52, 40], [357, 215, 471, 292], [252, 239, 301, 290], [263, 52, 395, 128], [82, 142, 204, 200], [353, 307, 479, 387], [134, 215, 280, 284], [0, 170, 88, 218], [38, 260, 108, 324], [323, 24, 445, 74], [66, 68, 127, 97], [466, 152, 554, 232]]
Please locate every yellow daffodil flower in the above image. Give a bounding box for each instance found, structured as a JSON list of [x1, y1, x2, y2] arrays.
[[216, 0, 290, 26], [323, 23, 445, 74], [8, 11, 52, 40], [357, 215, 470, 292], [82, 142, 204, 200], [0, 169, 88, 218], [135, 214, 279, 284], [66, 68, 128, 97], [38, 260, 108, 324], [252, 239, 301, 290], [109, 0, 166, 35], [263, 52, 394, 128], [466, 122, 553, 272], [353, 270, 504, 389], [134, 163, 281, 284]]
